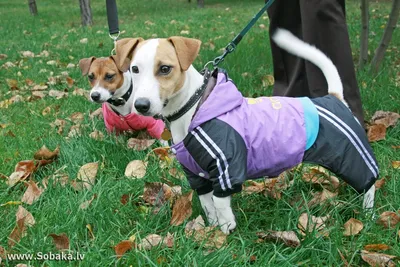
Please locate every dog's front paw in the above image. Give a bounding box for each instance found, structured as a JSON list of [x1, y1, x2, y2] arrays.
[[199, 191, 218, 226], [213, 195, 236, 234]]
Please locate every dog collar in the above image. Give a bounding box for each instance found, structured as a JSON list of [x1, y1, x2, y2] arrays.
[[163, 70, 211, 123], [107, 82, 133, 107]]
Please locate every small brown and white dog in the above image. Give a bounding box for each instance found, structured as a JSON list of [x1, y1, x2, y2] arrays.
[[113, 29, 377, 234], [78, 56, 165, 138]]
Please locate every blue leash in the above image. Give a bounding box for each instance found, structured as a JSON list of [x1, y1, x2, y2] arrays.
[[210, 0, 276, 67]]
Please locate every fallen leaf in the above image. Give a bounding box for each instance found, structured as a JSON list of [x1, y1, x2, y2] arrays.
[[127, 138, 155, 151], [375, 177, 386, 189], [139, 234, 162, 250], [185, 216, 227, 249], [377, 211, 400, 228], [67, 124, 81, 138], [49, 233, 69, 250], [32, 84, 48, 91], [89, 130, 104, 140], [392, 145, 400, 149], [50, 118, 66, 134], [69, 112, 84, 124], [125, 160, 147, 178], [31, 91, 46, 99], [170, 191, 193, 226], [72, 88, 88, 97], [367, 124, 386, 142], [66, 63, 75, 68], [143, 182, 172, 206], [79, 194, 96, 210], [180, 30, 190, 35], [151, 147, 171, 162], [15, 205, 35, 227], [256, 230, 300, 248], [80, 38, 88, 44], [302, 166, 340, 190], [8, 218, 27, 248], [2, 61, 15, 68], [298, 213, 330, 237], [168, 168, 185, 179], [361, 250, 397, 267], [163, 232, 174, 248], [364, 244, 391, 251], [66, 77, 74, 88], [7, 171, 26, 187], [46, 60, 57, 65], [261, 75, 275, 87], [21, 51, 35, 58], [0, 53, 7, 59], [242, 180, 265, 194], [34, 145, 60, 160], [308, 188, 338, 208], [6, 79, 18, 90], [21, 180, 44, 205], [49, 89, 68, 99], [89, 108, 103, 119], [371, 111, 400, 128], [343, 218, 363, 236], [114, 240, 133, 258], [0, 245, 6, 260], [75, 162, 98, 190], [392, 161, 400, 169]]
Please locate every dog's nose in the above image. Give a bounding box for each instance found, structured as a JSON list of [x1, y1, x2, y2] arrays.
[[134, 98, 151, 113], [91, 92, 101, 102]]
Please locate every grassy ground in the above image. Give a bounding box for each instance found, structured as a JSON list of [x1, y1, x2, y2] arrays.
[[0, 0, 399, 266]]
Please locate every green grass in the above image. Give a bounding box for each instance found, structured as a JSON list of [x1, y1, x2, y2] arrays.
[[0, 0, 399, 266]]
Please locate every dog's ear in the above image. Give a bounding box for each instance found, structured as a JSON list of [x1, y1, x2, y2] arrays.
[[115, 38, 143, 70], [79, 56, 96, 76], [110, 55, 130, 72], [168, 37, 201, 71]]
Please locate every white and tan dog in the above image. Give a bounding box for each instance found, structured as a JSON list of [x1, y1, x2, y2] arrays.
[[114, 29, 377, 234]]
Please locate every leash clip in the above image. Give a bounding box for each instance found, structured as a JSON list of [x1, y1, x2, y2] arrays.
[[212, 42, 236, 67], [109, 31, 121, 55]]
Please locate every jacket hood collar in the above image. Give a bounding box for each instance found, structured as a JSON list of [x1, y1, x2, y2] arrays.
[[189, 70, 243, 131]]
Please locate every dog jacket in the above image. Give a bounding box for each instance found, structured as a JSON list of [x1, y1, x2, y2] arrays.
[[171, 69, 378, 197], [102, 103, 164, 138]]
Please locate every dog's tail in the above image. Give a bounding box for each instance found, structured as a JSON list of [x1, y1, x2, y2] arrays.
[[272, 28, 346, 104]]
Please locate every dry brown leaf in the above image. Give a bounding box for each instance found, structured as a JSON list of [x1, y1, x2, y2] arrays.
[[66, 77, 74, 88], [262, 75, 275, 87], [127, 138, 155, 151], [89, 130, 104, 141], [151, 147, 171, 161], [308, 189, 338, 208], [163, 232, 174, 248], [67, 124, 81, 138], [185, 216, 226, 249], [21, 180, 44, 205], [170, 191, 193, 226], [392, 161, 400, 169], [7, 79, 18, 90], [0, 245, 6, 259], [42, 106, 51, 116], [242, 180, 265, 194], [89, 108, 103, 119], [120, 194, 131, 205], [21, 51, 35, 58], [298, 213, 330, 237], [343, 218, 363, 236], [16, 205, 35, 227], [143, 182, 172, 206], [79, 194, 96, 210], [49, 89, 68, 99], [367, 124, 386, 142], [168, 168, 185, 179], [69, 112, 84, 124], [75, 162, 98, 190], [34, 145, 60, 160], [0, 53, 7, 59], [371, 111, 400, 128], [125, 160, 147, 178], [8, 217, 27, 248], [375, 177, 386, 189], [364, 244, 391, 251], [392, 145, 400, 149], [49, 233, 69, 250], [377, 211, 400, 228], [256, 231, 300, 248], [114, 240, 133, 258], [50, 118, 66, 134], [361, 250, 397, 267], [72, 88, 88, 97], [32, 84, 48, 91], [7, 171, 26, 187], [139, 234, 162, 250], [302, 166, 340, 190]]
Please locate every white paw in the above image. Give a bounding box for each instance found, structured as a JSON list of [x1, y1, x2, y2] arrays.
[[199, 191, 218, 226], [213, 195, 236, 234]]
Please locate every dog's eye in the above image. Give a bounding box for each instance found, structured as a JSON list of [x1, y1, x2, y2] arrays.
[[131, 66, 139, 73], [160, 65, 172, 75], [105, 73, 115, 81], [88, 73, 95, 80]]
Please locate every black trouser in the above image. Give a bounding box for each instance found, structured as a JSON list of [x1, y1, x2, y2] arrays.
[[303, 96, 378, 193], [267, 0, 365, 126]]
